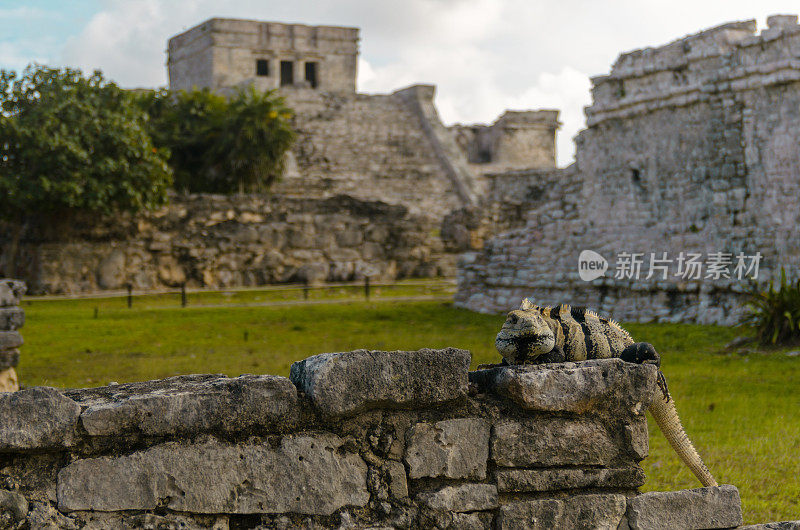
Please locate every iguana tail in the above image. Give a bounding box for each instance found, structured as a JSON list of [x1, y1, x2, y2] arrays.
[[649, 373, 718, 487]]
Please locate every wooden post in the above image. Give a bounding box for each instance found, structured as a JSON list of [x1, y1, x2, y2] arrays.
[[364, 276, 370, 300], [303, 280, 309, 300], [181, 283, 187, 307], [127, 284, 132, 309]]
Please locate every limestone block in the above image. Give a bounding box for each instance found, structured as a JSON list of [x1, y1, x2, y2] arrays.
[[405, 417, 489, 479], [73, 374, 298, 437], [290, 348, 470, 417], [25, 502, 77, 530], [450, 513, 491, 530], [287, 227, 314, 248], [0, 280, 25, 307], [0, 332, 23, 351], [0, 349, 20, 370], [57, 435, 369, 515], [0, 367, 18, 392], [336, 227, 363, 247], [0, 308, 24, 332], [0, 387, 81, 450], [497, 494, 627, 530], [496, 466, 645, 492], [470, 358, 657, 415], [492, 417, 620, 467], [384, 460, 408, 499], [326, 248, 361, 261], [68, 512, 227, 530], [0, 489, 29, 525], [295, 262, 328, 285], [416, 484, 498, 512], [96, 250, 127, 289], [625, 485, 743, 530], [157, 255, 186, 286], [624, 416, 650, 460]]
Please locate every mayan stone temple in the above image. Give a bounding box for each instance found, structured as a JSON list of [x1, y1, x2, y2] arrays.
[[167, 19, 360, 94]]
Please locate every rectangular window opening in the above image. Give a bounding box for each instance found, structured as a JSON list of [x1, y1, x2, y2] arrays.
[[305, 62, 319, 89], [256, 59, 269, 77], [280, 61, 294, 86]]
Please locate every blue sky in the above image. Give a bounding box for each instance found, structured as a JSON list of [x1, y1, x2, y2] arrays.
[[3, 0, 800, 165], [0, 2, 99, 69]]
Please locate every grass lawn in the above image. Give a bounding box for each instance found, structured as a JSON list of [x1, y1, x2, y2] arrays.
[[16, 295, 800, 524]]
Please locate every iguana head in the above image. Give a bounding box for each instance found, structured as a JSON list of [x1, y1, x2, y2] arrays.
[[495, 298, 555, 363]]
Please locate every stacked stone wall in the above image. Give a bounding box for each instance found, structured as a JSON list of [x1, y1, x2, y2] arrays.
[[0, 348, 748, 529], [0, 280, 25, 392], [0, 195, 453, 295], [457, 16, 800, 324]]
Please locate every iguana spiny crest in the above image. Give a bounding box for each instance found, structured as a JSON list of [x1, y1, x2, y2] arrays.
[[495, 298, 718, 488]]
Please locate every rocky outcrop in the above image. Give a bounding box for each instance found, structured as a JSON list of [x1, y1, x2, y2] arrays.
[[0, 350, 748, 529]]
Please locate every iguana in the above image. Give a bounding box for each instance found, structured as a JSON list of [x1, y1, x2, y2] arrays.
[[494, 298, 717, 487]]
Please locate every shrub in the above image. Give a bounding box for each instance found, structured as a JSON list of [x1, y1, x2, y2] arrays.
[[139, 86, 295, 194], [0, 65, 172, 220], [741, 267, 800, 345]]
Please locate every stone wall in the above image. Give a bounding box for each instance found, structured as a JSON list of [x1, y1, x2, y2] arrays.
[[0, 348, 747, 529], [451, 110, 560, 172], [0, 280, 25, 393], [457, 16, 800, 324], [0, 195, 453, 295], [168, 18, 359, 94]]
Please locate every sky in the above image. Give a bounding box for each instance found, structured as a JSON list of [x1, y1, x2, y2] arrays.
[[2, 1, 800, 166]]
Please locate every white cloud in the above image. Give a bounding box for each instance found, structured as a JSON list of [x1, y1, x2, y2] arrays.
[[40, 0, 800, 166]]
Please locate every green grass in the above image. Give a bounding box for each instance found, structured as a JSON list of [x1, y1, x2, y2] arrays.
[[16, 297, 800, 524]]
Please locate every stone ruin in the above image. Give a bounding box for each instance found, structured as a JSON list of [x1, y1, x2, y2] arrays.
[[0, 280, 25, 393], [2, 342, 752, 529], [168, 19, 359, 95], [457, 15, 800, 325], [4, 14, 800, 319], [0, 17, 561, 295]]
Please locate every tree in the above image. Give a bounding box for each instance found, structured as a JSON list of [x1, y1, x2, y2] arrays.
[[139, 85, 295, 193], [0, 65, 172, 220], [0, 65, 172, 275]]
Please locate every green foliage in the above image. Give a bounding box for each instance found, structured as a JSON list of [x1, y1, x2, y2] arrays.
[[0, 65, 172, 219], [139, 86, 296, 193], [741, 267, 800, 345]]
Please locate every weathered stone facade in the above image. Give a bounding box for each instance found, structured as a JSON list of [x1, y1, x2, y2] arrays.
[[275, 85, 479, 218], [451, 110, 561, 172], [0, 280, 25, 393], [168, 19, 359, 94], [1, 195, 455, 295], [168, 17, 560, 217], [0, 348, 750, 529], [457, 16, 800, 324]]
